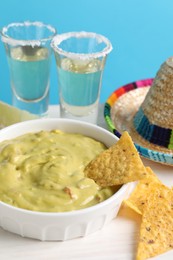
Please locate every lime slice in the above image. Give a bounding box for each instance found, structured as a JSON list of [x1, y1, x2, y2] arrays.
[[0, 101, 39, 129]]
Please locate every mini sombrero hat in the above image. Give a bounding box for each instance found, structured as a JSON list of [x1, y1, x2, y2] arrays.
[[104, 57, 173, 165]]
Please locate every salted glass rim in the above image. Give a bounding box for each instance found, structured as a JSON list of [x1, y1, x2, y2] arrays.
[[1, 21, 57, 47], [51, 31, 113, 60]]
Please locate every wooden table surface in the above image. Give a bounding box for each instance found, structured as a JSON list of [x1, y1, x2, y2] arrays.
[[0, 105, 173, 260]]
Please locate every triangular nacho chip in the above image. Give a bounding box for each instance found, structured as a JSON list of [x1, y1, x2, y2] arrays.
[[124, 167, 161, 215], [84, 131, 147, 187], [136, 182, 173, 260]]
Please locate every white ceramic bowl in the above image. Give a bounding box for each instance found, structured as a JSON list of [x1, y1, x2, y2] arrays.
[[0, 118, 133, 241]]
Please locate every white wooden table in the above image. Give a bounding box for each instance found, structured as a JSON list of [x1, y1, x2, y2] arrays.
[[0, 105, 173, 260]]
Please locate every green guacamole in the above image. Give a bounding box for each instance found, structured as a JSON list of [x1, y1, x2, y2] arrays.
[[0, 130, 119, 212]]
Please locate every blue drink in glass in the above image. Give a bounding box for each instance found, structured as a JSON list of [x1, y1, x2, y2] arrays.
[[1, 21, 56, 116], [8, 46, 50, 115], [57, 58, 103, 119], [52, 31, 112, 124]]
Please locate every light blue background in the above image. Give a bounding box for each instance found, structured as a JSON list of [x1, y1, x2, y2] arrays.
[[1, 0, 173, 105]]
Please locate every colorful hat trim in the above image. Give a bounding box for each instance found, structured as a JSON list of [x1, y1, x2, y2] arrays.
[[133, 108, 173, 150]]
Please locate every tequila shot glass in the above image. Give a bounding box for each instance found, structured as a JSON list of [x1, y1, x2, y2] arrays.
[[51, 31, 112, 124], [1, 21, 56, 116]]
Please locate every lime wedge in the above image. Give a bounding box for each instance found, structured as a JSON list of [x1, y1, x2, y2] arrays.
[[0, 101, 39, 129]]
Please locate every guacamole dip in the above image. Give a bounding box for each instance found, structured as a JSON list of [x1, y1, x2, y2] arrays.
[[0, 130, 119, 212]]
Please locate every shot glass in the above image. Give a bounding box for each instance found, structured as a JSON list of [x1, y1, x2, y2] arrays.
[[1, 21, 56, 116], [51, 31, 112, 124]]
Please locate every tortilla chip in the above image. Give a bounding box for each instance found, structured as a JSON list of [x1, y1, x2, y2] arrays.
[[124, 167, 161, 215], [136, 182, 173, 260], [124, 199, 142, 215], [84, 131, 147, 187]]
